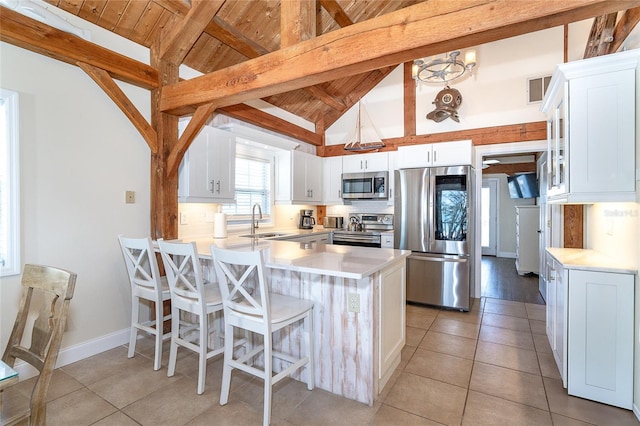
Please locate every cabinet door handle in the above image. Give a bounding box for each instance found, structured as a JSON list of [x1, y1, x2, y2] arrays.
[[427, 151, 430, 163], [209, 180, 215, 193], [216, 181, 221, 194], [365, 160, 368, 169], [360, 160, 363, 170], [434, 151, 437, 163], [338, 190, 341, 198]]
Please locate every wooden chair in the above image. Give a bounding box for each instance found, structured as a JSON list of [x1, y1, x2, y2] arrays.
[[158, 240, 224, 394], [1, 264, 77, 426], [211, 246, 314, 426], [118, 235, 171, 370]]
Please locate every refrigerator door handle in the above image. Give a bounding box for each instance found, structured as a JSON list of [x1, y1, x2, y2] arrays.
[[409, 255, 467, 263]]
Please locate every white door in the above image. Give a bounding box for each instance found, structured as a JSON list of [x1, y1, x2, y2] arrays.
[[481, 178, 498, 256], [537, 153, 548, 301]]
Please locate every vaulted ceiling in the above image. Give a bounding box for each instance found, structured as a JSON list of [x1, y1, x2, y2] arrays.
[[2, 1, 638, 150], [43, 0, 418, 131], [37, 0, 639, 140]]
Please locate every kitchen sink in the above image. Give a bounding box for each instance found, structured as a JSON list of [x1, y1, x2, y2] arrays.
[[238, 232, 291, 239]]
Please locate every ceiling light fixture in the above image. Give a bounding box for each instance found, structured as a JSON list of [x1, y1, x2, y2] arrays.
[[412, 50, 477, 84]]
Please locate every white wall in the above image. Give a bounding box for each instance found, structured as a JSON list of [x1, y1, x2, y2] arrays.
[[0, 42, 151, 358]]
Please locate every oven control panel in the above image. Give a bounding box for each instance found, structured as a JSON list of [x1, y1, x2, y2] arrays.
[[358, 213, 393, 231]]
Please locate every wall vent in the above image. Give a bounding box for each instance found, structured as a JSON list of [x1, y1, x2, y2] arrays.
[[527, 75, 552, 103]]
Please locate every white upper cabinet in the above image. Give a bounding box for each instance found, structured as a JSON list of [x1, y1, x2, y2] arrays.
[[275, 150, 323, 204], [342, 151, 388, 173], [178, 126, 236, 203], [541, 49, 638, 204], [322, 156, 343, 205], [396, 140, 472, 169]]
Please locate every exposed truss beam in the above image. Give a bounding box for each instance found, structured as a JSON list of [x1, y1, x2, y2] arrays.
[[0, 6, 158, 89], [78, 62, 158, 153], [584, 12, 618, 58], [157, 0, 225, 64], [160, 0, 636, 114]]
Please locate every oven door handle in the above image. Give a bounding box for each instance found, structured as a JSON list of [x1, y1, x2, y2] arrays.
[[333, 235, 380, 243]]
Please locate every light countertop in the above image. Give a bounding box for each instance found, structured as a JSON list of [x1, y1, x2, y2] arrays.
[[546, 248, 638, 274], [180, 236, 410, 280]]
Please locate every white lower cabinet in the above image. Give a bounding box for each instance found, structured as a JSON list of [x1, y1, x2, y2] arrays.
[[546, 249, 635, 409], [567, 269, 634, 409], [546, 255, 567, 387], [377, 259, 405, 392]]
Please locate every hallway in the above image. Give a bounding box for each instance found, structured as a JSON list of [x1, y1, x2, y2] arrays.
[[481, 255, 545, 304]]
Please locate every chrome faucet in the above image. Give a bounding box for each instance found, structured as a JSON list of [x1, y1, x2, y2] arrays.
[[251, 203, 263, 236]]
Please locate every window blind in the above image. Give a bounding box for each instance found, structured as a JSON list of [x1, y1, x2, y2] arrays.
[[222, 156, 271, 217]]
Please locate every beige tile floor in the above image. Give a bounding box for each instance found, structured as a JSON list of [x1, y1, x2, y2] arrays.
[[3, 297, 638, 425]]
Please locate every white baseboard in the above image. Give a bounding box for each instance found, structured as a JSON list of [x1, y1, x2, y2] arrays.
[[497, 251, 517, 259], [633, 403, 639, 422], [12, 328, 129, 381]]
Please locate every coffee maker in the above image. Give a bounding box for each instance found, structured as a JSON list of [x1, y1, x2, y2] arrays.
[[298, 209, 316, 229]]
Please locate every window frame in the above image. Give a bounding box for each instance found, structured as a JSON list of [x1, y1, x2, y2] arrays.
[[0, 88, 20, 277], [222, 149, 274, 226]]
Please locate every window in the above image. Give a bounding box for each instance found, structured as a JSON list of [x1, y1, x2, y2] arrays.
[[221, 153, 272, 220], [0, 89, 20, 276]]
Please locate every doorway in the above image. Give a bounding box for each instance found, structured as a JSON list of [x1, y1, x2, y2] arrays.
[[473, 140, 548, 303]]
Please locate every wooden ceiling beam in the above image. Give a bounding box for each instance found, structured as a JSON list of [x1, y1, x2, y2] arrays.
[[154, 0, 190, 17], [606, 7, 640, 54], [205, 16, 270, 58], [320, 0, 354, 27], [160, 0, 635, 114], [0, 6, 159, 89], [482, 162, 537, 175], [78, 62, 158, 153], [583, 12, 618, 58], [217, 104, 323, 146], [304, 84, 347, 110], [207, 13, 347, 116], [157, 0, 225, 64], [281, 0, 316, 47], [319, 121, 547, 157]]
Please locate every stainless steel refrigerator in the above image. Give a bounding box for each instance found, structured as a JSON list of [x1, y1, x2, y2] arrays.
[[394, 166, 474, 311]]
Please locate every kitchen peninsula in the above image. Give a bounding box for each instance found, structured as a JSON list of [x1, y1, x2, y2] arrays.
[[186, 237, 410, 406]]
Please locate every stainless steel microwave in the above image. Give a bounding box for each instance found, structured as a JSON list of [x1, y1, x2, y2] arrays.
[[341, 171, 388, 200]]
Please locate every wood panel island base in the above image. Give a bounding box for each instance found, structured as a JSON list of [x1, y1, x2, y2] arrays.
[[188, 238, 410, 406]]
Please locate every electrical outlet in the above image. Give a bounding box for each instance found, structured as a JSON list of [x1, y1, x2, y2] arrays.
[[125, 190, 135, 204], [348, 292, 360, 313], [179, 212, 189, 225]]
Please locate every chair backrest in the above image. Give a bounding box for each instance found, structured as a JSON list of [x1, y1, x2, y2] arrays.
[[210, 247, 270, 322], [158, 240, 206, 304], [2, 264, 77, 425], [118, 235, 163, 298]]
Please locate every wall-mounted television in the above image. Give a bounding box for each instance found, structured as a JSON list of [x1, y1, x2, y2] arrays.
[[507, 173, 540, 199]]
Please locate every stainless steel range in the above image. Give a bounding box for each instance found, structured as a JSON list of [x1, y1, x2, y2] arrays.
[[332, 213, 393, 248]]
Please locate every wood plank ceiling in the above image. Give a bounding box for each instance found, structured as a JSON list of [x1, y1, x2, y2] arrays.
[[43, 0, 418, 132]]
